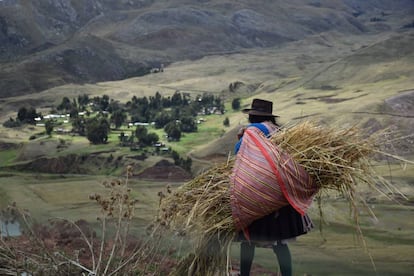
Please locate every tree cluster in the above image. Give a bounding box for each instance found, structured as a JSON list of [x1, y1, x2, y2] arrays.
[[3, 106, 41, 127], [2, 91, 225, 177], [63, 91, 225, 143], [5, 91, 224, 143]]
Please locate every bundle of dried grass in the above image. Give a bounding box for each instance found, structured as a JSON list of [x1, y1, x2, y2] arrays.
[[159, 161, 233, 232], [271, 121, 380, 193], [158, 121, 400, 275], [158, 161, 235, 276]]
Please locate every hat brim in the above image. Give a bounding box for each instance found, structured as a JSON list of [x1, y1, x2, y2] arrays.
[[242, 108, 279, 117]]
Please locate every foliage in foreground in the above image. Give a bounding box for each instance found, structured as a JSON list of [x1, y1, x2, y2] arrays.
[[0, 166, 176, 275]]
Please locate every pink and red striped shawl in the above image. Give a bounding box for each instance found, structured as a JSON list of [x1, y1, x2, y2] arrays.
[[230, 124, 319, 232]]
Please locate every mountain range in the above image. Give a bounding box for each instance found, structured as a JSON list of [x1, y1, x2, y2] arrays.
[[1, 0, 413, 98]]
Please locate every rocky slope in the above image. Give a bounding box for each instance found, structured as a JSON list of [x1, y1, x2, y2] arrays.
[[0, 0, 413, 98]]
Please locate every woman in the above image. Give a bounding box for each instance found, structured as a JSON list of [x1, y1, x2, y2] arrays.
[[234, 98, 313, 276]]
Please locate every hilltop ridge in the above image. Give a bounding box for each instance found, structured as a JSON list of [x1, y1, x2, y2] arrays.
[[0, 0, 413, 98]]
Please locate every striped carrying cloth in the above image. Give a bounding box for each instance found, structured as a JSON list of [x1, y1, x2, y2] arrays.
[[230, 124, 319, 232]]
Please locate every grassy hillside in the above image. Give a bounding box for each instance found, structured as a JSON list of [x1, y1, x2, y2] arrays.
[[1, 0, 413, 98], [0, 2, 413, 274], [1, 30, 413, 169]]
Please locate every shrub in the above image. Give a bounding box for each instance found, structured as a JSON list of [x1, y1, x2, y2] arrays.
[[2, 118, 21, 128], [0, 167, 177, 275]]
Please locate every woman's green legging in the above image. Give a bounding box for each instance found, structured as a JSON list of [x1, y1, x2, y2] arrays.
[[240, 241, 292, 276]]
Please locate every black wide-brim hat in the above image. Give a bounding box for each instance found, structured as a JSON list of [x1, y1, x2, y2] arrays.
[[242, 98, 279, 117]]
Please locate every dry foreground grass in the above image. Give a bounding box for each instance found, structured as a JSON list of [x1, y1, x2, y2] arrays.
[[1, 32, 414, 275]]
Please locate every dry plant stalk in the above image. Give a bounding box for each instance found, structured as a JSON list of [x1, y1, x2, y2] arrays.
[[0, 203, 73, 275], [158, 120, 402, 275], [0, 165, 173, 276], [158, 161, 236, 275], [159, 161, 234, 233], [271, 121, 379, 192]]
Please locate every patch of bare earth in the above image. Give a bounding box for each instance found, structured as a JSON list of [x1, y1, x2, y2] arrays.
[[135, 159, 192, 181]]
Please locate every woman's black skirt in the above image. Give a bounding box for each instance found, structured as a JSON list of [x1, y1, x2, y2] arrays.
[[238, 205, 313, 242]]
